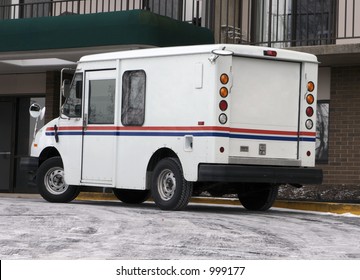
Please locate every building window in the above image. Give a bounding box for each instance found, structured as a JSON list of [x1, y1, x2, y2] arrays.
[[121, 70, 146, 126], [21, 0, 52, 18], [88, 79, 115, 124], [292, 0, 335, 46], [147, 0, 183, 21], [316, 100, 329, 163], [0, 0, 11, 19], [252, 0, 335, 47]]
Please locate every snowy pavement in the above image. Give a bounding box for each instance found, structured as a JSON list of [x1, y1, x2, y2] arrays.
[[0, 197, 359, 259]]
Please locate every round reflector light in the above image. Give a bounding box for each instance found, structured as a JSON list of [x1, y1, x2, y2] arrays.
[[306, 106, 314, 117], [307, 81, 315, 92], [305, 119, 313, 130], [220, 87, 229, 98], [220, 74, 229, 85], [306, 94, 315, 104], [219, 113, 228, 124], [219, 100, 228, 111]]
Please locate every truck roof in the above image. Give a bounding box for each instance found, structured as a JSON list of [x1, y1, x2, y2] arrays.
[[79, 44, 318, 64]]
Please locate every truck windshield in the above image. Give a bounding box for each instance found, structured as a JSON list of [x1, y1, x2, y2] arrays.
[[62, 73, 83, 118]]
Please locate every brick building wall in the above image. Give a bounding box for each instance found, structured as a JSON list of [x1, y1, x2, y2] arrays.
[[319, 66, 360, 186]]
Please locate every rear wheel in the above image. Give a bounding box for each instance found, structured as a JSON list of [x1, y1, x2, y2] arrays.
[[37, 157, 80, 203], [151, 158, 193, 211], [238, 184, 278, 211], [113, 189, 150, 204]]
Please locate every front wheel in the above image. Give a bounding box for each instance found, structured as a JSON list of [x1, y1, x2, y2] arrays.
[[36, 157, 80, 203], [238, 184, 278, 211], [151, 158, 193, 211]]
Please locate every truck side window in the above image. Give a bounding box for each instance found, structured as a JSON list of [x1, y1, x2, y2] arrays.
[[88, 79, 116, 124], [62, 73, 83, 118], [121, 70, 146, 126]]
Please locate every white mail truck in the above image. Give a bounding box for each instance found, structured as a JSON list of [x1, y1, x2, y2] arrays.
[[23, 44, 322, 211]]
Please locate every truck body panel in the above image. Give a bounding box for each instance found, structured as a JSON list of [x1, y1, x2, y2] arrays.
[[26, 44, 322, 210]]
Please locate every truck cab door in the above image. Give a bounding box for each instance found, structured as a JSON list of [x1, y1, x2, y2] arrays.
[[81, 69, 117, 186]]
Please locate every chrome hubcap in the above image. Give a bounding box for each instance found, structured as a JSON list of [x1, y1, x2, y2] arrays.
[[44, 167, 68, 195], [157, 169, 176, 201]]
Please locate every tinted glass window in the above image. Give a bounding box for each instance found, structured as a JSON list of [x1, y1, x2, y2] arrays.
[[121, 70, 146, 126], [88, 79, 115, 124], [62, 73, 83, 118]]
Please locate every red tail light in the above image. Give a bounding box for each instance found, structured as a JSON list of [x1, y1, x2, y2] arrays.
[[219, 100, 228, 111], [263, 50, 277, 57], [306, 107, 314, 117]]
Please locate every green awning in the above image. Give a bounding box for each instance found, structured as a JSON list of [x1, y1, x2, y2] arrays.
[[0, 10, 214, 52]]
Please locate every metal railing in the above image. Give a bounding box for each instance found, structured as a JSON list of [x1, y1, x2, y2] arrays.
[[209, 0, 360, 47], [0, 0, 201, 22], [1, 0, 359, 47]]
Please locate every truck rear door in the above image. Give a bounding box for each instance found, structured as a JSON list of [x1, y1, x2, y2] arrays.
[[229, 57, 301, 166]]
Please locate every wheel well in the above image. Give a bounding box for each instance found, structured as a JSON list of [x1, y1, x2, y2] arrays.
[[39, 147, 61, 166], [147, 148, 178, 172], [146, 148, 178, 188]]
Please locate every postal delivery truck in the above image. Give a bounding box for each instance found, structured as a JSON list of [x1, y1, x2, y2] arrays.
[[22, 44, 322, 211]]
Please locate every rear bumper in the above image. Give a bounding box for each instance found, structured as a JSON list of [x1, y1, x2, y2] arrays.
[[198, 164, 323, 185]]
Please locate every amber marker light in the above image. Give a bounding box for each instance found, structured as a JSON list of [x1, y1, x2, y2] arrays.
[[220, 73, 229, 84], [220, 87, 228, 98], [307, 81, 315, 92], [306, 94, 315, 104]]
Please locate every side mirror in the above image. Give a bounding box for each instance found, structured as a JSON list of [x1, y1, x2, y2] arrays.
[[29, 103, 46, 120], [29, 103, 46, 140], [29, 103, 41, 118], [61, 79, 71, 98]]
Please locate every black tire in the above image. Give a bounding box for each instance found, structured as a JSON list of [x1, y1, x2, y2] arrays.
[[36, 157, 80, 203], [151, 158, 193, 211], [113, 189, 150, 204], [238, 184, 278, 211]]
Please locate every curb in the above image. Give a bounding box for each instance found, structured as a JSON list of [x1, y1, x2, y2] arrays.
[[1, 193, 359, 215], [76, 192, 117, 201], [76, 193, 360, 215], [273, 200, 360, 215]]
